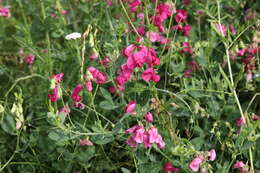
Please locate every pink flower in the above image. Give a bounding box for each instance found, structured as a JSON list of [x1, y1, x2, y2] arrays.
[[123, 44, 136, 57], [132, 126, 145, 143], [233, 161, 245, 169], [236, 117, 246, 126], [147, 127, 165, 149], [85, 81, 92, 92], [107, 0, 113, 6], [182, 0, 192, 6], [80, 139, 93, 146], [61, 10, 68, 15], [145, 112, 153, 123], [124, 101, 137, 114], [208, 149, 216, 161], [51, 73, 64, 84], [125, 124, 142, 134], [142, 68, 160, 83], [230, 24, 237, 35], [88, 67, 107, 84], [216, 24, 227, 36], [163, 162, 180, 172], [24, 54, 35, 65], [59, 106, 71, 116], [189, 156, 203, 172], [128, 0, 141, 12], [146, 31, 161, 42], [175, 9, 188, 23], [99, 56, 110, 66], [182, 25, 192, 36], [252, 114, 259, 121], [18, 48, 23, 56], [137, 26, 145, 35], [237, 49, 246, 57], [71, 84, 83, 102], [48, 86, 60, 102], [89, 52, 98, 60], [73, 102, 85, 109], [181, 42, 193, 54], [152, 3, 172, 32], [183, 69, 193, 78], [0, 7, 11, 18], [126, 136, 138, 147]]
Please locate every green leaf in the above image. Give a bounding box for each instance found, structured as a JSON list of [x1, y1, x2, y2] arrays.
[[100, 87, 113, 102], [91, 133, 114, 145], [121, 167, 131, 173], [99, 100, 118, 110], [1, 114, 16, 135]]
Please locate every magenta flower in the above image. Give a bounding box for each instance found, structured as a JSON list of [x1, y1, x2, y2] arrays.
[[182, 0, 192, 6], [237, 49, 246, 57], [71, 84, 83, 102], [58, 106, 70, 116], [88, 67, 107, 84], [229, 24, 237, 35], [236, 117, 246, 126], [0, 7, 11, 18], [208, 149, 216, 161], [124, 101, 137, 114], [137, 26, 145, 36], [51, 73, 64, 84], [89, 52, 98, 60], [175, 9, 188, 23], [132, 126, 145, 143], [145, 112, 153, 123], [85, 81, 92, 92], [252, 114, 259, 121], [181, 42, 193, 54], [163, 161, 180, 172], [24, 54, 35, 65], [182, 25, 192, 36], [142, 68, 160, 83], [189, 156, 203, 172], [128, 0, 141, 12], [107, 0, 113, 6], [80, 139, 94, 146], [48, 86, 60, 102], [216, 24, 227, 36], [126, 136, 138, 147], [146, 31, 161, 42], [233, 161, 245, 169]]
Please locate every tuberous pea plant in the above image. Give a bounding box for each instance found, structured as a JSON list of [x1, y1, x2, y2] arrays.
[[0, 0, 259, 172]]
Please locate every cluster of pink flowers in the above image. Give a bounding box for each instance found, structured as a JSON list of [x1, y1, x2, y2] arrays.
[[125, 108, 165, 148], [236, 46, 260, 81], [85, 66, 107, 92], [215, 23, 237, 37], [146, 31, 168, 44], [126, 125, 165, 149], [183, 60, 200, 78], [48, 73, 64, 102], [173, 24, 191, 37], [71, 84, 85, 109], [153, 3, 172, 32], [128, 0, 141, 13], [189, 149, 216, 172], [0, 7, 10, 18], [163, 162, 180, 172], [114, 44, 160, 90]]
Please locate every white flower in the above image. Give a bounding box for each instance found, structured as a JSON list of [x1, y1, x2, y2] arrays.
[[65, 32, 81, 40]]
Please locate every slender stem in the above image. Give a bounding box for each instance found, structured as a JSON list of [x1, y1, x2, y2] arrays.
[[119, 0, 141, 37], [216, 0, 254, 171]]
